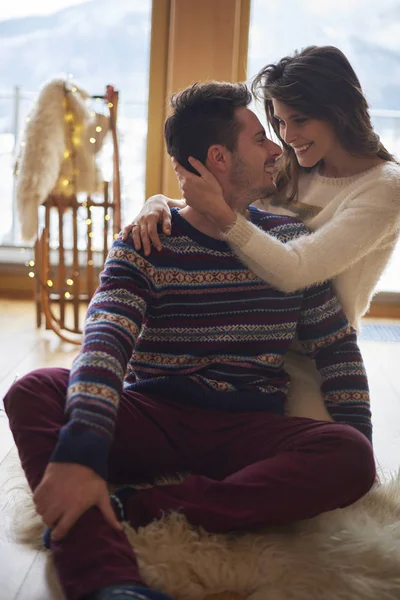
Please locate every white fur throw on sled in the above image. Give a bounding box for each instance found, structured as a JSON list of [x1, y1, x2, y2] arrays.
[[16, 470, 400, 600], [16, 79, 109, 241]]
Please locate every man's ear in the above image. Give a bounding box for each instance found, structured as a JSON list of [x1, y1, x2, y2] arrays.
[[206, 144, 231, 173]]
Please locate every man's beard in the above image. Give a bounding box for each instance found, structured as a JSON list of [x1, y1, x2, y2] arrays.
[[229, 154, 275, 209]]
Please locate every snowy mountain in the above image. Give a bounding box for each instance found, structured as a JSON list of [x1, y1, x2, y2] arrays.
[[248, 0, 400, 110], [0, 0, 152, 111], [1, 0, 400, 116]]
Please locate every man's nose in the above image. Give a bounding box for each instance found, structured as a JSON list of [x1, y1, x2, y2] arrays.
[[266, 139, 282, 159], [271, 140, 282, 157]]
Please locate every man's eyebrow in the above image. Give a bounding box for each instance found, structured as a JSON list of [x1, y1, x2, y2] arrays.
[[253, 129, 266, 138]]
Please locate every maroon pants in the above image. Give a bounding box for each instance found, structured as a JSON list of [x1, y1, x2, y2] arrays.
[[4, 368, 375, 600]]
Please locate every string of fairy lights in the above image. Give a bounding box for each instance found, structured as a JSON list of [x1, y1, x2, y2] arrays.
[[16, 78, 118, 300]]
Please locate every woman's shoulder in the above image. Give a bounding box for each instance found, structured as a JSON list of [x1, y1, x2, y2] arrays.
[[376, 161, 400, 187], [320, 161, 400, 212], [301, 160, 400, 189], [355, 161, 400, 210]]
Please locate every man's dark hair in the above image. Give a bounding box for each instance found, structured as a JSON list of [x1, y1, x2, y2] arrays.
[[164, 81, 252, 174]]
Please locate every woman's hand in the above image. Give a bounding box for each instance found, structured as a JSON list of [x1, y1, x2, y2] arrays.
[[174, 157, 236, 231], [122, 195, 186, 255]]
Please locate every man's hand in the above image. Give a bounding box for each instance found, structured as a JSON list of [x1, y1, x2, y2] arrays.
[[33, 462, 123, 542]]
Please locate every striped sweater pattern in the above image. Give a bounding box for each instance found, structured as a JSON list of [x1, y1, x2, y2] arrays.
[[51, 207, 371, 478]]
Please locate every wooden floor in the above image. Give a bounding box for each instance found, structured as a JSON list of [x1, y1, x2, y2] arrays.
[[0, 299, 399, 599]]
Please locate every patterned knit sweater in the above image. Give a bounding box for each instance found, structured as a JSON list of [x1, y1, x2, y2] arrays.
[[51, 207, 371, 479]]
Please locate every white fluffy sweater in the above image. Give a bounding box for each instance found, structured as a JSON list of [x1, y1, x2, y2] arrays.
[[224, 161, 400, 422], [225, 161, 400, 331]]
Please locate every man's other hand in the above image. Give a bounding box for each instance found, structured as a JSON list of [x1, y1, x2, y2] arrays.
[[33, 462, 123, 542]]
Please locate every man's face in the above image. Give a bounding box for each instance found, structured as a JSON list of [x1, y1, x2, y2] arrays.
[[226, 107, 282, 211]]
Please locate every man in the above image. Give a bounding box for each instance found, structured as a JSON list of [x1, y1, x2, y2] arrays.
[[4, 82, 375, 600]]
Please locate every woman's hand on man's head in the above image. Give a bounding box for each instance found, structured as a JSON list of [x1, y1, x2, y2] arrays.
[[122, 155, 236, 256], [174, 157, 236, 231]]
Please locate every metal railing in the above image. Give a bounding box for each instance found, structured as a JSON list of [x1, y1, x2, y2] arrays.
[[1, 86, 400, 257], [0, 86, 148, 248], [0, 87, 35, 244]]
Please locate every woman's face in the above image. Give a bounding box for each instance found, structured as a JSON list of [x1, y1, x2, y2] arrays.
[[271, 99, 341, 168]]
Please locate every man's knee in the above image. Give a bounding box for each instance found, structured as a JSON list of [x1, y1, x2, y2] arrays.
[[4, 368, 65, 419], [4, 369, 43, 417], [328, 424, 376, 502]]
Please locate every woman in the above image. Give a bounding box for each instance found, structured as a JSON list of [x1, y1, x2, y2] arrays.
[[124, 46, 400, 421]]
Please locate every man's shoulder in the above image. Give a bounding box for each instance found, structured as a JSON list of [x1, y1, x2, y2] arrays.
[[108, 236, 139, 259], [249, 206, 309, 242], [103, 236, 153, 275]]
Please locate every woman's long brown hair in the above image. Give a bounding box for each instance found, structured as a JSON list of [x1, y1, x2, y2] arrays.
[[251, 45, 395, 204]]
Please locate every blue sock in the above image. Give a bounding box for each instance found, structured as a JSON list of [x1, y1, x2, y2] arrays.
[[42, 526, 51, 549], [89, 583, 172, 600], [109, 486, 136, 522]]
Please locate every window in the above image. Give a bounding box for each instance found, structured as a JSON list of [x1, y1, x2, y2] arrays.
[[0, 0, 152, 250], [247, 0, 400, 293]]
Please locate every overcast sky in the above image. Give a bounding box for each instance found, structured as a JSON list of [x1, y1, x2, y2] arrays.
[[0, 0, 85, 21]]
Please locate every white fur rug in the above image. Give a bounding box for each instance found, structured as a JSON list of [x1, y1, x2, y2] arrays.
[[125, 477, 400, 600], [10, 459, 400, 600]]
